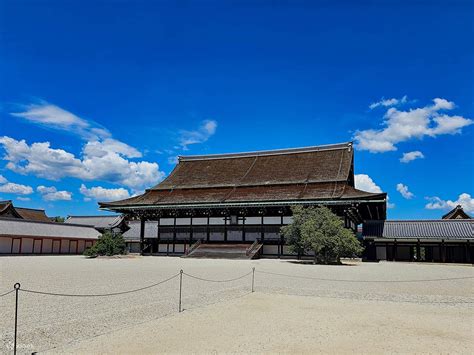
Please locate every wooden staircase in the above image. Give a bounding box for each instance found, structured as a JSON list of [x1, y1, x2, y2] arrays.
[[184, 242, 262, 259]]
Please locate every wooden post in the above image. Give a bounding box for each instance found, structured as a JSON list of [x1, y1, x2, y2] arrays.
[[172, 217, 177, 254], [242, 215, 246, 242], [157, 218, 161, 254], [224, 214, 228, 242], [189, 216, 193, 247], [441, 239, 446, 263], [139, 217, 145, 256], [416, 239, 421, 262], [206, 216, 210, 242]]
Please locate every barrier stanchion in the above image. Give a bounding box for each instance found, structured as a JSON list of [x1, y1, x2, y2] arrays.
[[13, 283, 20, 355], [179, 269, 183, 313], [252, 267, 255, 292]]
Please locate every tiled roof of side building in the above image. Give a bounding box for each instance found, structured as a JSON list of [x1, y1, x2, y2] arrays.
[[363, 220, 474, 240], [0, 218, 100, 239], [65, 215, 125, 229]]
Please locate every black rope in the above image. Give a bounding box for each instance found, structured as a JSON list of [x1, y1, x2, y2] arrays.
[[183, 271, 252, 283], [0, 289, 15, 297], [19, 273, 179, 297], [256, 270, 474, 283]]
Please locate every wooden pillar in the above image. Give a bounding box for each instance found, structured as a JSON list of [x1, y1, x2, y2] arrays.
[[466, 240, 471, 263], [393, 239, 398, 261], [279, 215, 284, 258], [206, 216, 210, 242], [189, 217, 193, 246], [260, 216, 265, 242], [157, 218, 161, 253], [224, 215, 228, 242], [441, 239, 446, 263], [242, 215, 246, 242], [172, 217, 177, 254], [139, 217, 145, 256], [416, 239, 421, 262]]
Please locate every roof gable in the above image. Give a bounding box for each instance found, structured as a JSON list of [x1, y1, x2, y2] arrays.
[[442, 205, 471, 219]]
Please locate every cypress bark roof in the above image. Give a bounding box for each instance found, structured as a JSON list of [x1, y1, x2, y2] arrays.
[[100, 142, 386, 209]]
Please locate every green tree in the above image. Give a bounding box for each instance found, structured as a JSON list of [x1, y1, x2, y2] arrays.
[[281, 206, 363, 264], [84, 231, 127, 257]]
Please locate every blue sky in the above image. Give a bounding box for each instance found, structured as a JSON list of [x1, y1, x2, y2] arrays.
[[0, 0, 473, 219]]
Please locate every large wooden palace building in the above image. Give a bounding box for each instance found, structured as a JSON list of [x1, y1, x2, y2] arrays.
[[100, 142, 387, 258]]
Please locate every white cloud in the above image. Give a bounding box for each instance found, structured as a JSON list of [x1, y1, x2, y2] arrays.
[[4, 102, 165, 191], [0, 136, 164, 191], [369, 95, 408, 110], [11, 102, 110, 140], [355, 174, 394, 208], [0, 175, 7, 184], [0, 182, 33, 195], [396, 183, 414, 199], [400, 151, 424, 163], [355, 98, 473, 153], [79, 184, 130, 202], [425, 193, 474, 213], [355, 174, 382, 193], [16, 197, 31, 201], [179, 120, 217, 150], [37, 185, 72, 201]]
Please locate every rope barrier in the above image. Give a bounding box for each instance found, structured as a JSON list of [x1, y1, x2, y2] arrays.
[[19, 273, 179, 297], [183, 271, 253, 283], [256, 270, 474, 283], [0, 289, 15, 297]]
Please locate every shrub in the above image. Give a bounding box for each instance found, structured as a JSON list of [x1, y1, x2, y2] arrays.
[[84, 231, 127, 257]]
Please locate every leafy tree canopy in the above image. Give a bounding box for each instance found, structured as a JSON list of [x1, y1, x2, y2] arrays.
[[84, 231, 127, 257], [281, 205, 363, 264]]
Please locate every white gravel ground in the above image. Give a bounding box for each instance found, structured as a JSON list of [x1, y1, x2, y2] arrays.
[[0, 256, 473, 354]]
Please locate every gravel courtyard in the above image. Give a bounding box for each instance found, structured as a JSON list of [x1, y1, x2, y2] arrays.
[[1, 256, 473, 354]]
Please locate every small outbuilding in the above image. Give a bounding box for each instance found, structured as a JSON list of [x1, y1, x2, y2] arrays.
[[363, 219, 473, 263]]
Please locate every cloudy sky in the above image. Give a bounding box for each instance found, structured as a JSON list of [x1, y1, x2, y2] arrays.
[[0, 1, 473, 218]]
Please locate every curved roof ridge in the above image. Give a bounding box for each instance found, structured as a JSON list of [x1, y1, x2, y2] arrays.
[[179, 142, 352, 161]]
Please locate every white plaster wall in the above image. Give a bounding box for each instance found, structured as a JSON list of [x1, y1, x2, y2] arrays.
[[245, 217, 261, 225], [11, 239, 20, 253], [263, 245, 279, 254], [263, 217, 281, 225], [33, 240, 42, 253], [42, 239, 53, 253], [60, 240, 70, 253], [209, 232, 224, 241], [0, 237, 12, 253], [160, 218, 174, 226], [174, 244, 185, 253], [77, 240, 85, 253], [158, 244, 168, 253], [22, 238, 34, 253], [70, 241, 78, 254], [227, 230, 242, 241], [192, 218, 208, 225], [245, 232, 259, 241]]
